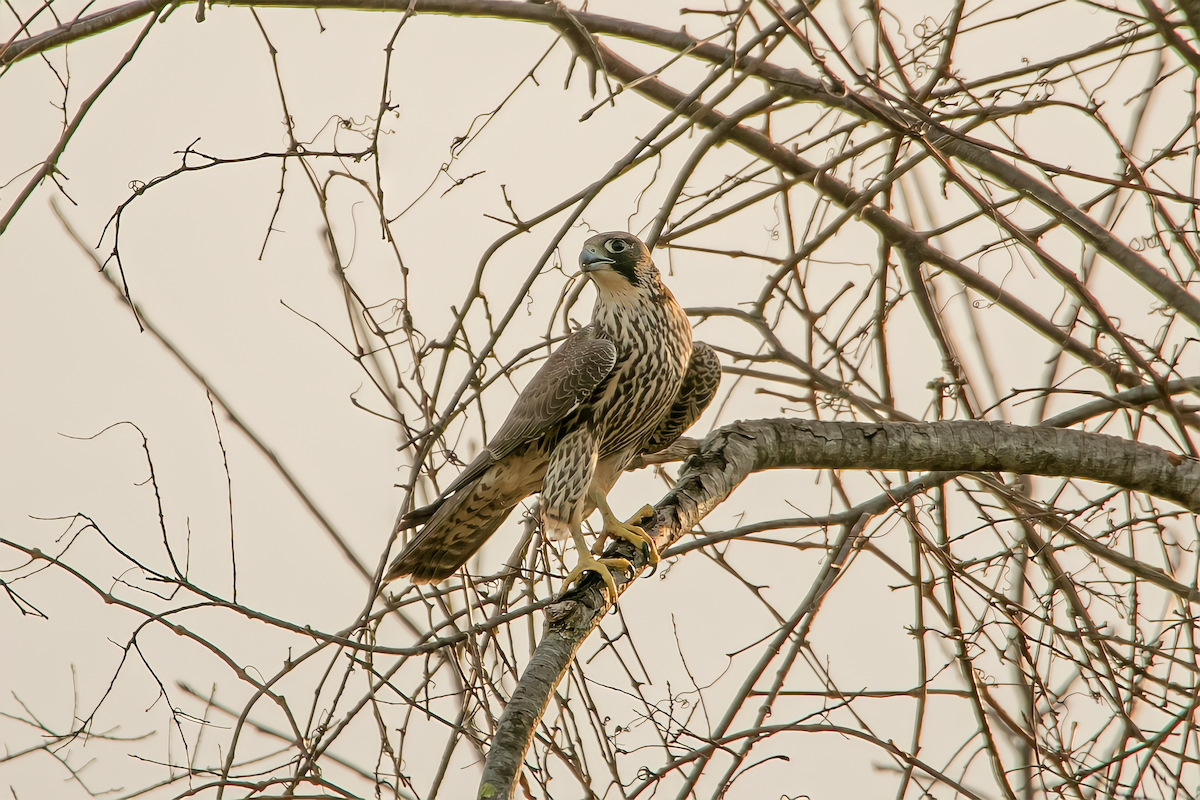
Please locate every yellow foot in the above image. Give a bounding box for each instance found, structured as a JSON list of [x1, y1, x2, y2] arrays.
[[601, 504, 660, 565], [562, 550, 632, 599]]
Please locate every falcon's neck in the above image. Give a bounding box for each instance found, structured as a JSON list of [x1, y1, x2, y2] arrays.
[[592, 277, 674, 332], [591, 276, 691, 358]]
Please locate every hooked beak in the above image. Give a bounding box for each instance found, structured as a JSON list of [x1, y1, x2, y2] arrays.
[[579, 243, 614, 272]]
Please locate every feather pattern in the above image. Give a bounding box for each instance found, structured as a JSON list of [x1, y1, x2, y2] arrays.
[[384, 232, 712, 585], [642, 342, 721, 455], [430, 330, 615, 502]]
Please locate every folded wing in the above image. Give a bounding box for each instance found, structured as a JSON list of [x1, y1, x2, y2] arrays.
[[642, 341, 721, 455], [386, 328, 617, 583]]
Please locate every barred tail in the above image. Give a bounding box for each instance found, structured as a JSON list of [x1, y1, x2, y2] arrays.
[[384, 478, 520, 585]]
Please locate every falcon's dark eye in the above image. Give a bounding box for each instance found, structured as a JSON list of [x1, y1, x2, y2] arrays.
[[604, 239, 629, 254]]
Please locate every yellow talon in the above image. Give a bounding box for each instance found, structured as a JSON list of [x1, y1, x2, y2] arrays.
[[595, 500, 660, 565], [561, 549, 632, 599]]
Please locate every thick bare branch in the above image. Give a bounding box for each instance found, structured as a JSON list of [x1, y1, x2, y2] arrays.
[[478, 415, 1199, 798]]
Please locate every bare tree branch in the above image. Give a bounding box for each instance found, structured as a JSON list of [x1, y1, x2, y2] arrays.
[[479, 415, 1200, 797], [10, 2, 1200, 797]]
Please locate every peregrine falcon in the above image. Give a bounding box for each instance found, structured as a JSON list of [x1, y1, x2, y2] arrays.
[[385, 232, 720, 597]]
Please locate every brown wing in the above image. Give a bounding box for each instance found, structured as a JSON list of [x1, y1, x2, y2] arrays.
[[483, 326, 616, 461], [399, 327, 616, 529], [641, 341, 721, 455]]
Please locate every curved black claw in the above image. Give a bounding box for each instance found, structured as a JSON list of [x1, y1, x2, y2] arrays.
[[642, 541, 658, 578]]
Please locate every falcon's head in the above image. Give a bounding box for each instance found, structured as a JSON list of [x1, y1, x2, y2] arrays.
[[579, 232, 657, 293]]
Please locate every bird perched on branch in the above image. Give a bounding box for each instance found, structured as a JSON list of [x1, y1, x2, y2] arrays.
[[385, 232, 720, 597]]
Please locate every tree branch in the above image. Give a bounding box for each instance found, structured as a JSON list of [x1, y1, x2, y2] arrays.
[[0, 0, 1166, 384], [477, 416, 1200, 798]]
